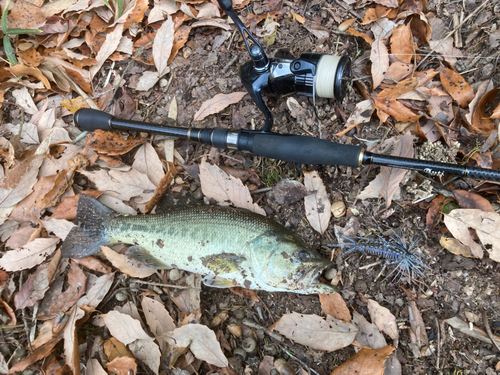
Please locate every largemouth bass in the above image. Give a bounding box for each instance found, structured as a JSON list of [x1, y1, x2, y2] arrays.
[[61, 194, 335, 294]]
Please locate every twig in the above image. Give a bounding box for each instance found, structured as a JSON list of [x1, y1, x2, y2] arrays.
[[417, 0, 490, 69], [281, 347, 320, 375], [332, 0, 362, 20], [133, 280, 201, 290], [435, 317, 441, 370], [250, 187, 273, 195], [222, 55, 239, 73], [242, 319, 283, 342], [481, 309, 500, 353]]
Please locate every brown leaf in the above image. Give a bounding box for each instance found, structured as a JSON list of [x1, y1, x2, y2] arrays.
[[14, 250, 61, 309], [87, 358, 108, 375], [385, 61, 413, 81], [352, 311, 387, 349], [380, 132, 414, 208], [330, 346, 395, 375], [194, 92, 247, 121], [378, 77, 419, 100], [106, 356, 137, 375], [0, 237, 59, 272], [37, 261, 87, 320], [104, 337, 133, 362], [347, 27, 374, 44], [446, 317, 500, 346], [0, 154, 44, 209], [128, 339, 161, 374], [319, 293, 351, 322], [90, 24, 124, 79], [153, 17, 175, 77], [51, 191, 103, 221], [37, 169, 74, 212], [452, 190, 495, 212], [390, 23, 414, 63], [85, 129, 146, 155], [373, 97, 421, 123], [367, 299, 399, 345], [304, 171, 331, 235], [440, 236, 476, 257], [361, 8, 377, 25], [443, 209, 500, 261], [491, 101, 500, 119], [102, 310, 153, 345], [7, 338, 61, 374], [370, 39, 389, 89], [439, 65, 475, 108], [123, 0, 148, 28], [199, 159, 265, 215], [270, 312, 358, 351], [101, 246, 156, 278], [73, 256, 112, 274], [1, 300, 16, 326], [5, 226, 37, 249], [141, 296, 176, 350], [8, 0, 46, 29], [258, 356, 275, 375], [408, 301, 428, 348], [169, 26, 191, 64], [132, 143, 164, 187], [425, 194, 450, 234], [63, 306, 85, 375], [8, 64, 51, 90], [372, 0, 397, 7], [470, 88, 499, 135], [162, 324, 228, 367], [77, 272, 114, 308], [145, 170, 173, 213], [335, 99, 375, 137], [229, 287, 260, 302]]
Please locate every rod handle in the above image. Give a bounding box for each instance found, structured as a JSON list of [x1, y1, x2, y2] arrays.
[[74, 108, 113, 131], [240, 132, 363, 167]]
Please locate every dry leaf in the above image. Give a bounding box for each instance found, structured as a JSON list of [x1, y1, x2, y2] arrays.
[[153, 17, 175, 78], [439, 65, 475, 108], [37, 261, 87, 320], [373, 97, 421, 123], [229, 287, 260, 302], [443, 209, 500, 261], [141, 296, 176, 350], [367, 299, 399, 345], [194, 92, 247, 121], [7, 338, 61, 374], [199, 159, 265, 215], [77, 272, 114, 308], [370, 39, 389, 89], [390, 23, 414, 63], [85, 129, 146, 155], [4, 123, 39, 144], [491, 101, 500, 119], [380, 132, 414, 208], [452, 190, 495, 212], [162, 324, 228, 367], [101, 246, 156, 278], [135, 71, 161, 91], [12, 87, 38, 114], [87, 358, 108, 375], [446, 316, 500, 346], [347, 27, 374, 44], [290, 11, 305, 24], [169, 26, 192, 64], [90, 24, 124, 79], [5, 226, 37, 249], [439, 236, 475, 257], [42, 218, 76, 241], [132, 143, 164, 186], [408, 301, 428, 347], [128, 339, 161, 374], [352, 311, 387, 349], [378, 77, 419, 100], [106, 356, 137, 375], [102, 310, 153, 345], [80, 168, 156, 203], [428, 37, 463, 66], [330, 346, 395, 375], [319, 293, 351, 322], [470, 88, 499, 135], [0, 238, 59, 272], [0, 155, 44, 210], [14, 250, 61, 309], [335, 99, 374, 137], [303, 171, 331, 235], [148, 0, 179, 23], [64, 306, 85, 375], [270, 312, 358, 351]]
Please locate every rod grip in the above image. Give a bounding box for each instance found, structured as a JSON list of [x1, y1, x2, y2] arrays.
[[248, 133, 363, 167], [74, 109, 113, 131]]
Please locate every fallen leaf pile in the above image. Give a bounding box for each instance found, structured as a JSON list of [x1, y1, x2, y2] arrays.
[[0, 0, 499, 373]]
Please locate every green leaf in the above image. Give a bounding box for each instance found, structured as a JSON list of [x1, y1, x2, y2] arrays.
[[5, 28, 42, 35], [443, 201, 459, 215], [116, 0, 123, 18], [1, 0, 10, 33], [3, 35, 17, 66], [102, 0, 111, 10]]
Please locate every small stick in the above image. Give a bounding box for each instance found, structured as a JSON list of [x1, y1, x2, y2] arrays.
[[481, 309, 500, 353], [332, 0, 362, 20], [222, 55, 239, 73], [281, 347, 320, 375], [242, 319, 284, 342], [134, 280, 201, 290], [435, 317, 441, 370]]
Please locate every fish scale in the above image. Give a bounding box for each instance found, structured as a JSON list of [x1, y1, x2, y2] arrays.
[[61, 194, 336, 294]]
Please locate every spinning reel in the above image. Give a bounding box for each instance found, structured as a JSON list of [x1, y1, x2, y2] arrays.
[[217, 0, 352, 132]]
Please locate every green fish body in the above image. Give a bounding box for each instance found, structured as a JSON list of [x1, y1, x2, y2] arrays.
[[61, 194, 335, 294]]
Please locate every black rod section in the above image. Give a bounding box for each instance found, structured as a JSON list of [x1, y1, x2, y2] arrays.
[[74, 109, 500, 183]]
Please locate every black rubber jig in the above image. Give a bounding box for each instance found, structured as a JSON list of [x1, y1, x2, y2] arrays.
[[330, 233, 430, 282]]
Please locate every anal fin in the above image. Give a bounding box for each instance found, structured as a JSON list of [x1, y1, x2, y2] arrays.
[[125, 245, 171, 269]]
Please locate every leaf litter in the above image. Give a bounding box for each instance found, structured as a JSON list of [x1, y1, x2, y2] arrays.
[[0, 0, 500, 373]]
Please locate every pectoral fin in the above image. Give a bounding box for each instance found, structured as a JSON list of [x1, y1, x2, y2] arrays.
[[125, 245, 170, 269], [202, 275, 236, 288], [202, 253, 246, 274]]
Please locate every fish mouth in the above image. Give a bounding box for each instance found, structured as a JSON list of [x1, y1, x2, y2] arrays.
[[297, 260, 332, 287]]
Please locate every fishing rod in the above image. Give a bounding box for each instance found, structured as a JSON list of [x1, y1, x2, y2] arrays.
[[73, 0, 500, 183]]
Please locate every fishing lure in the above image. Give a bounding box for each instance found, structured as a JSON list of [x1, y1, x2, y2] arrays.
[[330, 232, 430, 282]]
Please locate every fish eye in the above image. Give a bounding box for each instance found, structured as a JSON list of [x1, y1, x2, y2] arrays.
[[297, 250, 311, 261]]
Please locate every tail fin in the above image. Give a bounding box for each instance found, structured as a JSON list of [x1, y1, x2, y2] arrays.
[[61, 194, 116, 258]]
